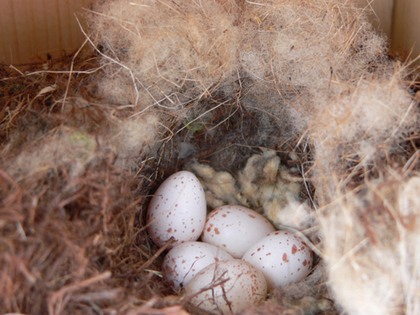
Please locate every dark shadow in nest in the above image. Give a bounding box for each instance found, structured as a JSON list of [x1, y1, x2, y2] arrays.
[[156, 77, 303, 176]]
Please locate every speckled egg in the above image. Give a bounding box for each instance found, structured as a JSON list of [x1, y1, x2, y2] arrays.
[[185, 259, 267, 314], [162, 241, 233, 291], [202, 205, 275, 258], [146, 171, 207, 247], [242, 230, 313, 288]]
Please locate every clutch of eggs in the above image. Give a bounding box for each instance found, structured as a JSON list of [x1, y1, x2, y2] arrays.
[[146, 170, 314, 314]]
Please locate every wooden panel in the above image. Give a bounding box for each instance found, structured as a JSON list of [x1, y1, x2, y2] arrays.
[[391, 0, 420, 65], [0, 0, 92, 65]]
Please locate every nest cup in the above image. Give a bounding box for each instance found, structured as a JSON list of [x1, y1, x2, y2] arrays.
[[0, 0, 419, 315]]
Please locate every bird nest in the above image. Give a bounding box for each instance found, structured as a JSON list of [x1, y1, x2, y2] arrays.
[[1, 1, 419, 315]]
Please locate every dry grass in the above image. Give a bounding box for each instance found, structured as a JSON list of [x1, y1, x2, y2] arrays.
[[0, 56, 185, 314]]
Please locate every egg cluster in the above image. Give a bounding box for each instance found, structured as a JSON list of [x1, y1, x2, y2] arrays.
[[147, 171, 313, 314]]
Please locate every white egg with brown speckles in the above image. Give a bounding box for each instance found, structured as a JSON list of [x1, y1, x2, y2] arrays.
[[202, 205, 275, 258], [146, 171, 206, 247], [185, 259, 267, 314], [242, 230, 313, 288], [162, 241, 233, 291]]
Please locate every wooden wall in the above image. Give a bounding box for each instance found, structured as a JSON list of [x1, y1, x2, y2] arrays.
[[391, 0, 420, 64], [0, 0, 92, 65]]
